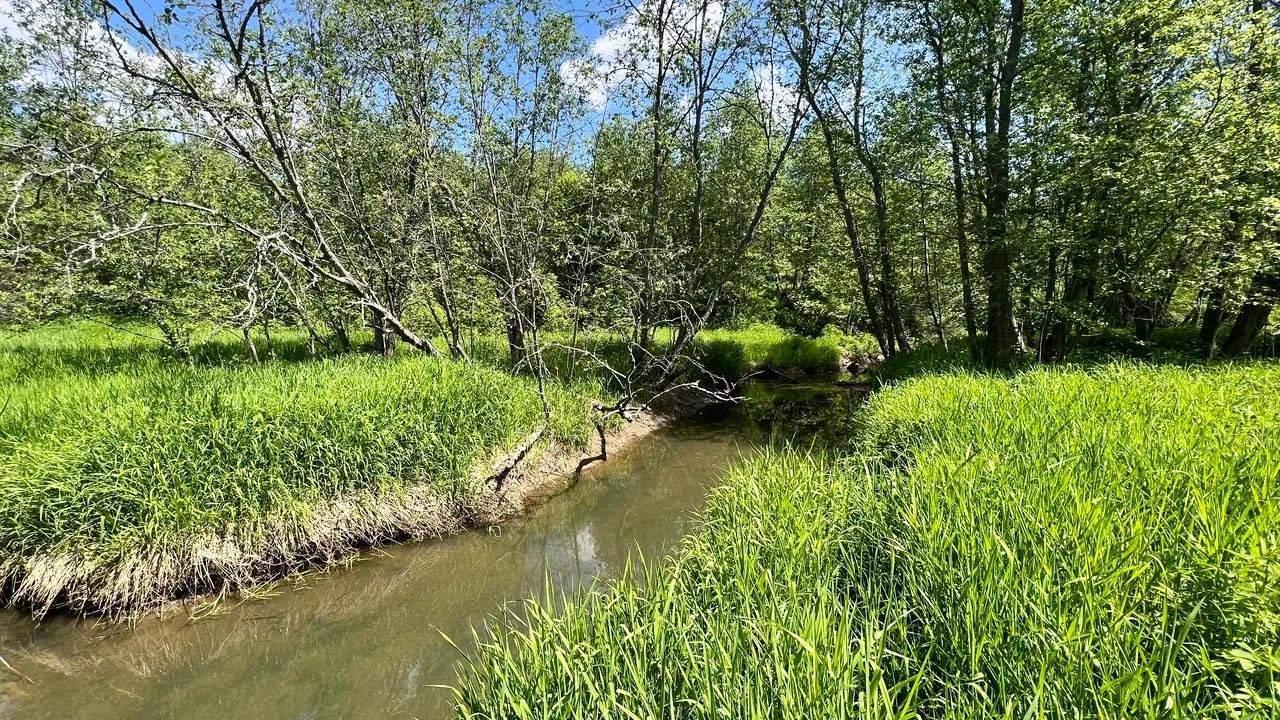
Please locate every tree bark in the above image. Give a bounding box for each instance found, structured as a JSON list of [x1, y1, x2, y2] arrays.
[[1221, 249, 1278, 357], [980, 0, 1026, 365], [1201, 213, 1242, 354]]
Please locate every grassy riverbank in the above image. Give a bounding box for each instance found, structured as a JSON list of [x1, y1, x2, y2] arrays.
[[698, 323, 878, 376], [0, 320, 846, 617], [458, 322, 877, 379], [0, 323, 599, 616], [454, 362, 1280, 718]]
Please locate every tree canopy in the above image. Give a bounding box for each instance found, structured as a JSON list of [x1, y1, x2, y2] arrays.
[[2, 0, 1277, 371]]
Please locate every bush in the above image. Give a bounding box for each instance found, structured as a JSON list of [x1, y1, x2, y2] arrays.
[[696, 323, 877, 377]]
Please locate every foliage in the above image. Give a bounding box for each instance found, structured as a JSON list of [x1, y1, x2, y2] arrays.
[[696, 323, 878, 376], [454, 362, 1280, 718]]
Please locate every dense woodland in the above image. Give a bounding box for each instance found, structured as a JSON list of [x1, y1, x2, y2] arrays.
[[2, 0, 1277, 372]]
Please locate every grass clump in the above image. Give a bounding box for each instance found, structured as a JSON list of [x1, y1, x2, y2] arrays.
[[697, 323, 877, 377], [0, 323, 596, 615], [454, 362, 1280, 718]]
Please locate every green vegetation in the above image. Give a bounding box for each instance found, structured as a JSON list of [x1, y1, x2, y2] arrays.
[[0, 319, 846, 615], [697, 324, 879, 376], [455, 362, 1280, 718], [4, 0, 1275, 372], [0, 322, 597, 615]]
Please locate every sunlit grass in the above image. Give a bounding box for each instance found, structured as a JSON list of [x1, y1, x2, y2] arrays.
[[453, 362, 1280, 718], [697, 323, 878, 377], [0, 321, 597, 614]]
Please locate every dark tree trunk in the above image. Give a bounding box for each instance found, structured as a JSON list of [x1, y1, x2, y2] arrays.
[[1044, 250, 1092, 362], [1221, 265, 1279, 357], [980, 0, 1026, 365], [1220, 300, 1272, 357], [1133, 298, 1156, 341], [1200, 286, 1228, 352], [333, 324, 351, 352], [372, 317, 396, 358], [506, 315, 527, 371], [1037, 243, 1059, 361], [1201, 213, 1242, 354]]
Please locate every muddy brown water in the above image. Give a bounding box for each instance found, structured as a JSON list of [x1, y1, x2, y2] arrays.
[[0, 383, 861, 720]]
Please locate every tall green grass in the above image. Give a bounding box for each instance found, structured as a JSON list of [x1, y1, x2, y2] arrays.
[[460, 322, 875, 383], [0, 322, 597, 614], [697, 323, 878, 377], [453, 362, 1280, 718]]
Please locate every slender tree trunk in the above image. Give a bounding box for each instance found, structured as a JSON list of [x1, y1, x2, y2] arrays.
[[870, 171, 910, 354], [1037, 242, 1059, 361], [506, 314, 527, 371], [980, 0, 1026, 365], [806, 95, 887, 355], [923, 2, 979, 360], [371, 313, 396, 358], [242, 325, 260, 363], [638, 0, 671, 351], [921, 216, 946, 347]]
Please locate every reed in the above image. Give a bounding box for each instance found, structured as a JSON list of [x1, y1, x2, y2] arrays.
[[453, 362, 1280, 718], [0, 322, 597, 615]]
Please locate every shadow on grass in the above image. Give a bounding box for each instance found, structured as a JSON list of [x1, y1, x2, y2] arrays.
[[878, 325, 1278, 383]]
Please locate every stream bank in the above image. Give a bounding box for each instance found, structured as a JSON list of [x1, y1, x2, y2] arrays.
[[0, 382, 863, 720]]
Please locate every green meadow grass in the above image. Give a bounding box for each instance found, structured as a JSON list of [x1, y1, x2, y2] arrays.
[[453, 362, 1280, 718], [697, 323, 878, 377], [460, 322, 874, 382], [0, 322, 597, 613]]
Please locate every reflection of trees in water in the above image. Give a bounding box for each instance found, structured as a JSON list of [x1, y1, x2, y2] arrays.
[[740, 384, 864, 448], [524, 523, 603, 595]]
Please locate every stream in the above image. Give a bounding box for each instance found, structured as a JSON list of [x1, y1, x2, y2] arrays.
[[0, 382, 862, 720]]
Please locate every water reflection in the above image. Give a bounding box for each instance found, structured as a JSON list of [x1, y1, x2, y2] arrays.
[[0, 383, 859, 720]]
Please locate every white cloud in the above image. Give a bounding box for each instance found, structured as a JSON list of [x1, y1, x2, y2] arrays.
[[750, 62, 799, 125], [0, 0, 32, 43], [560, 0, 726, 112], [559, 10, 646, 111]]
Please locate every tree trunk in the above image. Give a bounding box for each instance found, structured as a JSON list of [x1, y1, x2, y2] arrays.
[[870, 170, 910, 355], [1221, 299, 1273, 357], [921, 212, 946, 347], [1037, 242, 1059, 361], [506, 315, 527, 371], [242, 325, 260, 363], [1201, 213, 1242, 354], [371, 311, 396, 358], [803, 88, 887, 356], [980, 0, 1026, 365], [1221, 264, 1278, 357], [924, 4, 980, 361]]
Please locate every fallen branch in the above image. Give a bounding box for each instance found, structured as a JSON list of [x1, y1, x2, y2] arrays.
[[488, 426, 546, 490]]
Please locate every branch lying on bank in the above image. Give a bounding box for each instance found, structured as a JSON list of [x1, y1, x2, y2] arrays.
[[488, 426, 546, 490]]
